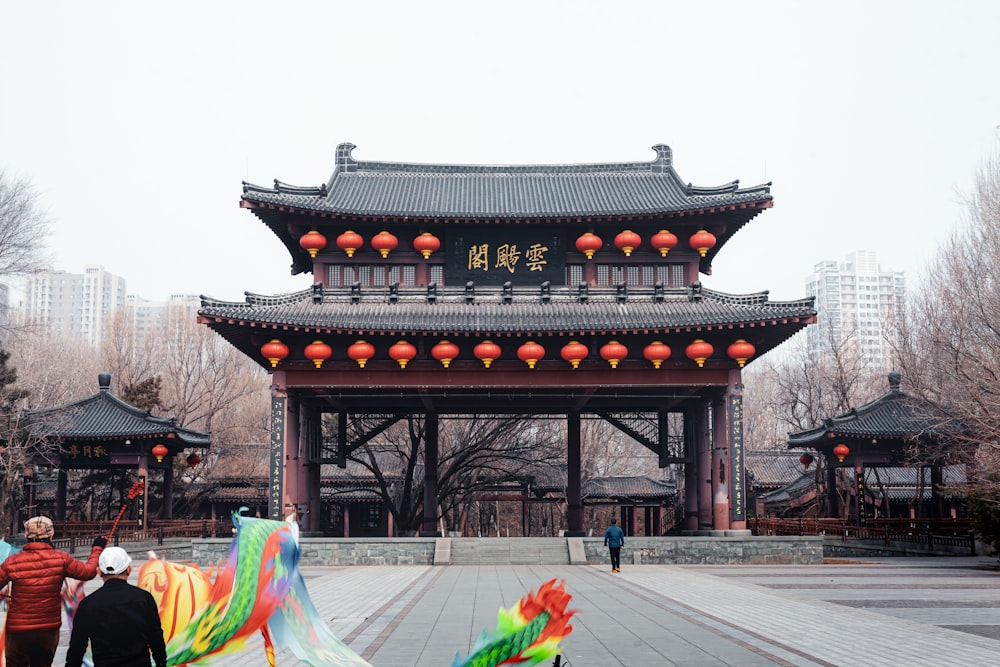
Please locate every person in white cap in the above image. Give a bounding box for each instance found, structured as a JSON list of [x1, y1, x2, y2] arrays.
[[65, 547, 166, 667], [0, 516, 105, 667]]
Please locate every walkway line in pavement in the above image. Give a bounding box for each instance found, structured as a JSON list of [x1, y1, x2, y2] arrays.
[[580, 567, 832, 667], [344, 567, 446, 659], [622, 566, 1000, 666]]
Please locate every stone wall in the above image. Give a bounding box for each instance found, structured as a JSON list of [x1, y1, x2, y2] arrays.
[[193, 537, 437, 566], [585, 536, 823, 565], [190, 535, 822, 567]]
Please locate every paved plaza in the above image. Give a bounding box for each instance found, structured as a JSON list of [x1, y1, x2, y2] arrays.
[[40, 556, 1000, 666]]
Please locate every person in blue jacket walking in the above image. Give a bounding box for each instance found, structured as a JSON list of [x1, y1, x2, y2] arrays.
[[604, 517, 625, 572]]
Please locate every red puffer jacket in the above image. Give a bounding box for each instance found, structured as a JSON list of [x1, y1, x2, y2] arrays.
[[0, 541, 102, 631]]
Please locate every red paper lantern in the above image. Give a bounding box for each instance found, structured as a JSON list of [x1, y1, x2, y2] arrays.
[[517, 341, 545, 369], [371, 231, 399, 258], [186, 453, 201, 468], [650, 230, 678, 257], [336, 230, 364, 257], [260, 339, 289, 368], [799, 452, 814, 469], [299, 230, 327, 258], [643, 341, 672, 369], [151, 444, 169, 463], [600, 340, 628, 369], [727, 339, 756, 368], [685, 339, 714, 367], [474, 340, 502, 368], [304, 340, 333, 369], [689, 229, 717, 257], [389, 340, 417, 368], [575, 232, 603, 260], [347, 340, 375, 368], [432, 340, 460, 368], [413, 232, 441, 259], [833, 444, 850, 463], [614, 230, 641, 256], [560, 341, 589, 369]]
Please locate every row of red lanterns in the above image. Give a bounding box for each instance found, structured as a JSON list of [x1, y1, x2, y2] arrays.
[[798, 444, 852, 468], [261, 337, 756, 370], [299, 230, 441, 259], [299, 228, 717, 261], [149, 444, 202, 468], [575, 229, 717, 259]]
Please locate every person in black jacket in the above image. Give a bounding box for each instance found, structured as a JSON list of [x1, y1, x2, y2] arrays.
[[65, 547, 166, 667]]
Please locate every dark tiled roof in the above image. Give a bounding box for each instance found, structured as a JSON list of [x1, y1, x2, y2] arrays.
[[758, 465, 967, 505], [241, 143, 772, 220], [200, 282, 815, 337], [26, 376, 210, 446], [747, 450, 806, 488], [787, 373, 962, 447], [583, 476, 676, 500]]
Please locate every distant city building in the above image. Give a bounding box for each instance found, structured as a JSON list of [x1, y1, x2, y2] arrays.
[[804, 251, 905, 368], [22, 265, 127, 345], [126, 294, 201, 339]]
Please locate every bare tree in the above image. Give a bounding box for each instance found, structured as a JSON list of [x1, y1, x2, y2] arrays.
[[0, 170, 52, 277], [894, 149, 1000, 475], [349, 415, 563, 535]]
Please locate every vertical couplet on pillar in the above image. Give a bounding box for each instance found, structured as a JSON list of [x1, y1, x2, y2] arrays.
[[566, 411, 584, 536], [421, 413, 440, 536], [728, 390, 746, 528], [136, 473, 147, 530], [268, 393, 286, 519]]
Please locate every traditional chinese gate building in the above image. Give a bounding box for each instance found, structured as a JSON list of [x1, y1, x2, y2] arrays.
[[198, 143, 815, 536]]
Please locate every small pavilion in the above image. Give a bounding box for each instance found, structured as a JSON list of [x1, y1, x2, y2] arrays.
[[787, 372, 967, 523], [25, 373, 210, 527]]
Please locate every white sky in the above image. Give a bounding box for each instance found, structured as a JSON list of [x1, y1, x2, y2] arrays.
[[2, 1, 999, 303]]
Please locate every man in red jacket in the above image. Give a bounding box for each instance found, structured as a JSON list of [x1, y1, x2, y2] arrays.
[[0, 516, 105, 667]]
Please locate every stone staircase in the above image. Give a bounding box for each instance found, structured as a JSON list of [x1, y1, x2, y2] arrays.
[[446, 537, 573, 565]]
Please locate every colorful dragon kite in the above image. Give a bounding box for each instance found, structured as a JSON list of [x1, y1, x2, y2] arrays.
[[0, 511, 574, 666], [129, 511, 575, 667]]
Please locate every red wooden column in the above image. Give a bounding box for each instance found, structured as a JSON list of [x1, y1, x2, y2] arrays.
[[683, 410, 699, 531], [161, 465, 174, 520], [302, 403, 322, 533], [696, 403, 713, 530], [56, 468, 68, 522], [421, 413, 440, 536], [566, 411, 584, 536]]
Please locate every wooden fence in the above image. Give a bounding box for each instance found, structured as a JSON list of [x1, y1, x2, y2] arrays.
[[50, 519, 232, 552], [752, 517, 976, 553]]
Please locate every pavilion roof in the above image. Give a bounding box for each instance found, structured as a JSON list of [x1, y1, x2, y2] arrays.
[[787, 373, 962, 449], [199, 282, 814, 352], [26, 373, 210, 447], [241, 143, 772, 221], [582, 476, 677, 501]]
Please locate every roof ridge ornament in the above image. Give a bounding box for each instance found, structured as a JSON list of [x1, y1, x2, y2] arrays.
[[335, 142, 358, 173], [650, 144, 673, 172]]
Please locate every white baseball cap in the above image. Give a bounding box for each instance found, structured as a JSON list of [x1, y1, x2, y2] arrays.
[[98, 547, 132, 575]]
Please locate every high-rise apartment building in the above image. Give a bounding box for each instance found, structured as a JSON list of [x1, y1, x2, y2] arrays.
[[127, 294, 201, 339], [22, 265, 128, 345], [804, 251, 905, 368]]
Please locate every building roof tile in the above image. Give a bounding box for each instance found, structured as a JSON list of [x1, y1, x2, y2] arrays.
[[242, 143, 772, 220]]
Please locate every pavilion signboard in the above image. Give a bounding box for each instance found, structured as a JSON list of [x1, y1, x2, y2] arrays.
[[447, 230, 566, 286]]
